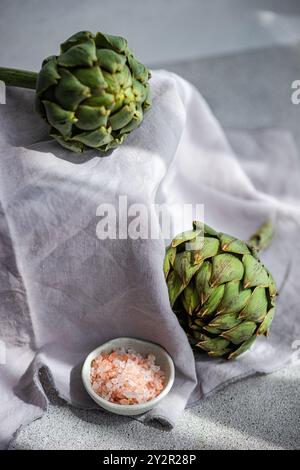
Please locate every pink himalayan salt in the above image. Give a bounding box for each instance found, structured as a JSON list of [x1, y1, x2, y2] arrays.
[[90, 348, 165, 405]]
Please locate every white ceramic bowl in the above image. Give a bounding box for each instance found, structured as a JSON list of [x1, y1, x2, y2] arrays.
[[82, 337, 175, 416]]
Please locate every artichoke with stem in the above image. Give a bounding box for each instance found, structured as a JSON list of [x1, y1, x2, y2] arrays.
[[164, 220, 277, 359], [0, 31, 151, 153]]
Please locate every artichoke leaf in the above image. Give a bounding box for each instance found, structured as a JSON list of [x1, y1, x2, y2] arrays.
[[143, 84, 152, 111], [96, 48, 126, 73], [221, 320, 257, 345], [257, 307, 275, 336], [36, 56, 60, 95], [208, 312, 242, 331], [109, 102, 136, 130], [119, 105, 143, 134], [43, 100, 77, 137], [163, 246, 176, 279], [60, 31, 94, 53], [171, 228, 201, 248], [167, 271, 185, 307], [115, 64, 132, 89], [268, 271, 277, 297], [84, 92, 115, 108], [211, 254, 244, 287], [197, 337, 230, 353], [242, 254, 270, 288], [72, 66, 106, 89], [132, 79, 148, 103], [239, 286, 268, 321], [182, 283, 199, 315], [55, 69, 91, 111], [75, 105, 109, 131], [228, 336, 256, 360], [192, 236, 219, 264], [195, 261, 212, 304], [50, 128, 84, 153], [199, 284, 225, 317], [203, 325, 223, 335], [95, 32, 128, 53], [58, 38, 97, 67], [220, 233, 250, 255], [71, 126, 113, 148], [193, 221, 218, 237], [127, 55, 149, 83], [173, 251, 201, 286], [217, 280, 251, 314]]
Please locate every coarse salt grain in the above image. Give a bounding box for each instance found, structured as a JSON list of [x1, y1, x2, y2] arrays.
[[90, 348, 165, 405]]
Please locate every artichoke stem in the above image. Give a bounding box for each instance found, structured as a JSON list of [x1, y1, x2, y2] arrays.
[[0, 67, 37, 90], [248, 220, 275, 252]]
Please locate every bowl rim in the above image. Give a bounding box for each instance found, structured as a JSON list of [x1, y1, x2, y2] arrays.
[[81, 336, 175, 412]]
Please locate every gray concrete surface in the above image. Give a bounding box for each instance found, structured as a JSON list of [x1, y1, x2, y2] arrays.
[[2, 0, 300, 451], [161, 43, 300, 156], [1, 0, 300, 70], [9, 365, 300, 450]]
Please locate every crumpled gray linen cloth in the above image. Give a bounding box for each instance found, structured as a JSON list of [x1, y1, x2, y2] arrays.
[[0, 70, 299, 449]]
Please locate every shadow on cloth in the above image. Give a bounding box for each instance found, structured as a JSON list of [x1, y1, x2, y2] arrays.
[[0, 87, 113, 164]]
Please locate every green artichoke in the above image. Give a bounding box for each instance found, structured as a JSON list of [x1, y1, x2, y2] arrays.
[[0, 31, 152, 153], [164, 221, 277, 359]]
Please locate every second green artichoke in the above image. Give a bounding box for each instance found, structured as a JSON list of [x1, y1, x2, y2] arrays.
[[164, 221, 277, 359], [35, 31, 152, 153]]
